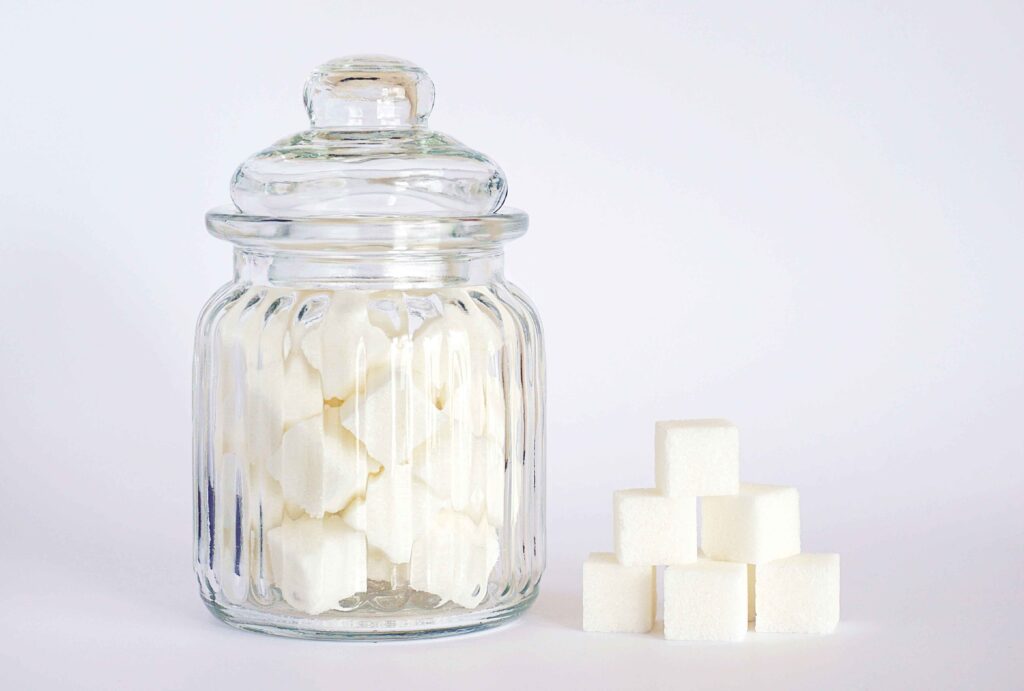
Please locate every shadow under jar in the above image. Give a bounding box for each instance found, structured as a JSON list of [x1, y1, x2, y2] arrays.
[[192, 56, 545, 640]]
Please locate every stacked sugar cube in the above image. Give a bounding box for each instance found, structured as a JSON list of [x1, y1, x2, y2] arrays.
[[583, 420, 840, 641]]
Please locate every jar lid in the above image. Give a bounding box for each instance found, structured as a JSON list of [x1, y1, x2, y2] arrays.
[[207, 56, 526, 249]]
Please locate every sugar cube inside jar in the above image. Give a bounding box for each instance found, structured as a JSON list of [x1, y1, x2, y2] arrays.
[[193, 55, 546, 639]]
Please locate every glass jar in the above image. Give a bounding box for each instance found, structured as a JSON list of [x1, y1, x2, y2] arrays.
[[192, 56, 545, 639]]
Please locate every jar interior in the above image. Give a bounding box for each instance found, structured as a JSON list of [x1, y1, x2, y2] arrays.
[[194, 271, 544, 638]]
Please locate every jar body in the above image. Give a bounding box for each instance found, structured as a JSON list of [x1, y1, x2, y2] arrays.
[[193, 248, 545, 639]]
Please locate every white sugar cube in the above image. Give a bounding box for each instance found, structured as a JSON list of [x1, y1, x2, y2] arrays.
[[409, 509, 499, 609], [242, 385, 283, 470], [411, 428, 507, 526], [701, 483, 800, 564], [664, 560, 747, 641], [267, 515, 367, 615], [249, 290, 301, 435], [755, 553, 840, 634], [339, 497, 410, 584], [305, 292, 391, 402], [281, 348, 324, 428], [613, 489, 697, 566], [213, 289, 290, 466], [413, 291, 503, 439], [339, 369, 448, 468], [411, 426, 478, 515], [222, 299, 326, 470], [340, 494, 367, 531], [267, 408, 377, 518], [655, 419, 739, 496], [582, 553, 656, 633], [363, 465, 448, 564]]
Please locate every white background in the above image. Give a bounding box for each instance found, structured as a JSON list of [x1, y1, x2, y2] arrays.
[[1, 1, 1021, 689]]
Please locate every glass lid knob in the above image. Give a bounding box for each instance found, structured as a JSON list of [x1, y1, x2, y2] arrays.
[[303, 55, 435, 129]]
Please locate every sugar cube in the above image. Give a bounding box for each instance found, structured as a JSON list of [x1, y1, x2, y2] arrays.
[[614, 489, 697, 566], [411, 425, 479, 516], [664, 560, 747, 641], [363, 465, 448, 564], [755, 553, 840, 634], [216, 290, 326, 471], [655, 419, 739, 496], [411, 428, 507, 527], [267, 515, 367, 615], [582, 552, 656, 633], [409, 509, 499, 608], [281, 348, 324, 428], [267, 407, 377, 518], [306, 292, 391, 402], [701, 483, 800, 564], [343, 498, 408, 586], [246, 291, 301, 462], [340, 495, 367, 531], [413, 291, 503, 439], [338, 369, 448, 468]]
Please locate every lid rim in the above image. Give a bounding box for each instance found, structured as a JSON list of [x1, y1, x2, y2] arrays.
[[205, 206, 529, 250]]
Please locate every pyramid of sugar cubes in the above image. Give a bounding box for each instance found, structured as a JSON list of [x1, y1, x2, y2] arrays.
[[583, 419, 840, 641]]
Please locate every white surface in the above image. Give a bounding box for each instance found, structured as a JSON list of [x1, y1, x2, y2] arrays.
[[0, 0, 1021, 689]]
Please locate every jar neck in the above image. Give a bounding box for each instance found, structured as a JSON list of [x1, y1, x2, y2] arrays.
[[233, 247, 505, 288]]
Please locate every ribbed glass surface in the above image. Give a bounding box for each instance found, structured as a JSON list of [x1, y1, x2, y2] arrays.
[[193, 279, 544, 638]]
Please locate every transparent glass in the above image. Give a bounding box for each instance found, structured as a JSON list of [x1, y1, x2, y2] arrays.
[[193, 246, 545, 639], [195, 55, 543, 639]]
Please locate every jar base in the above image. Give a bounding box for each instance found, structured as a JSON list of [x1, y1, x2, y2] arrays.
[[201, 588, 539, 640]]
